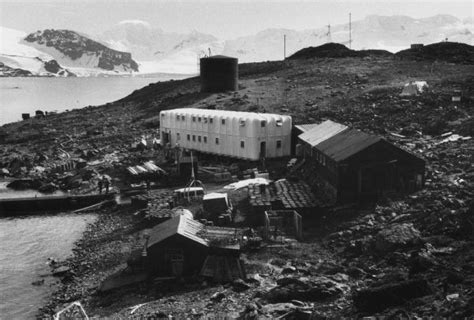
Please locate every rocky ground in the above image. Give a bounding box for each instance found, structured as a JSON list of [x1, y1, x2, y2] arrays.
[[1, 51, 473, 319]]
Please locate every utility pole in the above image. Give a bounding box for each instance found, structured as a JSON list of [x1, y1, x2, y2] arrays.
[[349, 13, 352, 49], [327, 24, 332, 43], [283, 34, 287, 59]]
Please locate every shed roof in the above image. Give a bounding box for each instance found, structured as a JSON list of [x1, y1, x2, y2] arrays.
[[316, 128, 382, 162], [294, 123, 319, 132], [298, 120, 348, 147], [203, 192, 228, 201], [147, 214, 207, 248]]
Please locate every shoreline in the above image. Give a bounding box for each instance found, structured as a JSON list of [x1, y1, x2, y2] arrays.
[[37, 205, 143, 318]]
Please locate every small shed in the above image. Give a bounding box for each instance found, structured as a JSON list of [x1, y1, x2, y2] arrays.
[[203, 192, 230, 219], [298, 121, 425, 203], [146, 215, 242, 280]]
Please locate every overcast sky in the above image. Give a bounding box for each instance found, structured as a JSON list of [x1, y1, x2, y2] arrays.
[[0, 0, 472, 38]]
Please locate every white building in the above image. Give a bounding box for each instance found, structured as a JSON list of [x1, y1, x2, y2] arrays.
[[159, 108, 292, 160]]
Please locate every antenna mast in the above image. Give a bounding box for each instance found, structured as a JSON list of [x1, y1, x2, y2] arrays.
[[283, 34, 287, 59], [349, 13, 352, 48], [327, 24, 332, 43]]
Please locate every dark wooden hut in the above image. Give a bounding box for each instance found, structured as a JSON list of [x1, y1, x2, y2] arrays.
[[298, 120, 425, 203], [146, 215, 243, 281]]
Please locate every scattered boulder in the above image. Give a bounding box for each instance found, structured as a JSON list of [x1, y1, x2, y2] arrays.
[[210, 291, 225, 302], [374, 223, 421, 253], [232, 279, 251, 292], [52, 266, 71, 276], [264, 276, 343, 303], [7, 179, 42, 190], [32, 279, 45, 286], [281, 266, 297, 274], [353, 278, 431, 313], [38, 182, 58, 193]]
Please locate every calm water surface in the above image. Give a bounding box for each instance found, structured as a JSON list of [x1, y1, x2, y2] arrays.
[[0, 185, 96, 319], [0, 75, 190, 125], [0, 214, 96, 319]]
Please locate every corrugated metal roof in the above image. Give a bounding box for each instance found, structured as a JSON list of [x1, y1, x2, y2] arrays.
[[316, 129, 382, 161], [298, 120, 348, 147], [294, 123, 319, 132], [147, 215, 207, 248]]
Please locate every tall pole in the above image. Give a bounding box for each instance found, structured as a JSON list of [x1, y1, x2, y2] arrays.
[[349, 13, 352, 49], [284, 34, 287, 59]]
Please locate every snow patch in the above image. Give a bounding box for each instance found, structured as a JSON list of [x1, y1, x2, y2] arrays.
[[0, 26, 53, 61], [118, 20, 151, 27]]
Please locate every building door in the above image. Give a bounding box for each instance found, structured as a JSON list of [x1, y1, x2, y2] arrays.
[[260, 141, 266, 158], [170, 253, 184, 277], [359, 163, 396, 199], [162, 131, 169, 144]]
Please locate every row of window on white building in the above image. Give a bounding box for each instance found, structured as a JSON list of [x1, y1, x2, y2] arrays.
[[164, 113, 282, 127], [177, 132, 282, 149]]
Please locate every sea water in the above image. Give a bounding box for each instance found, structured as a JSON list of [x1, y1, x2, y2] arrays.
[[0, 74, 190, 125], [0, 184, 97, 319], [0, 213, 97, 319]]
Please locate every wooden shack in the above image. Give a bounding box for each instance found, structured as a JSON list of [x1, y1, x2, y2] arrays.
[[146, 215, 243, 281], [298, 120, 425, 203]]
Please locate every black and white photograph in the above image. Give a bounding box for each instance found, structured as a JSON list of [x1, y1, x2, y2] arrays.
[[0, 0, 473, 318]]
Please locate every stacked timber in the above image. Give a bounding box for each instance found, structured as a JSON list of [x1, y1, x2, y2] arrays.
[[147, 189, 175, 214], [131, 189, 176, 220]]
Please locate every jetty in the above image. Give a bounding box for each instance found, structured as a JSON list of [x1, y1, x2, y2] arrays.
[[0, 193, 115, 217]]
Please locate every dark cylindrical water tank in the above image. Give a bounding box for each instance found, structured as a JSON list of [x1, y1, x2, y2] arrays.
[[200, 55, 238, 92]]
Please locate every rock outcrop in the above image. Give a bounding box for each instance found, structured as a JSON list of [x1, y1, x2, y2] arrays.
[[25, 29, 139, 72]]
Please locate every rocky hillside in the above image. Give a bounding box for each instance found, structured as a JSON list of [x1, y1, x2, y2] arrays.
[[1, 52, 473, 319], [0, 26, 76, 77], [0, 62, 33, 77], [395, 41, 474, 64], [24, 29, 139, 72], [288, 43, 393, 59]]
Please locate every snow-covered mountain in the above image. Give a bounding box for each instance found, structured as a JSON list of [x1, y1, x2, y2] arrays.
[[24, 29, 139, 75], [0, 27, 138, 77], [0, 27, 75, 77], [222, 14, 474, 63], [1, 14, 472, 76], [98, 20, 221, 74], [97, 15, 473, 74]]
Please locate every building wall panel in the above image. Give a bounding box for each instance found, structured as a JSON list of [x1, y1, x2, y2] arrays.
[[160, 108, 292, 160]]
